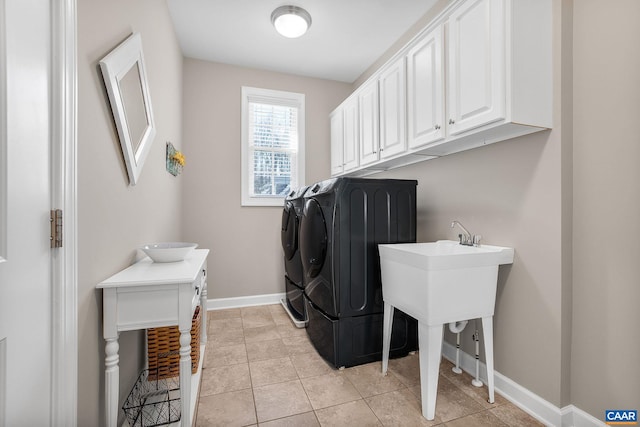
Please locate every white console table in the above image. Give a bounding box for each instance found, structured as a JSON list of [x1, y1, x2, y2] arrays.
[[97, 249, 209, 427]]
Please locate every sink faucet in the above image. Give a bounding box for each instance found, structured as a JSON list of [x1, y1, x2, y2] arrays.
[[451, 221, 481, 247]]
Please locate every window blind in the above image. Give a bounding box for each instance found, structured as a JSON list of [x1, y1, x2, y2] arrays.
[[248, 102, 299, 197]]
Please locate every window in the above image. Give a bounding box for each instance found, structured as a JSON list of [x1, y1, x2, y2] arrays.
[[241, 87, 305, 206]]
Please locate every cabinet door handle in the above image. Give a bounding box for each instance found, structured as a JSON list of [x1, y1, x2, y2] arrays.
[[434, 124, 441, 130], [449, 119, 455, 125]]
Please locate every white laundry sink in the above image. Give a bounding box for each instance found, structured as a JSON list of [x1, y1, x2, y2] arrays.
[[379, 240, 514, 420], [378, 240, 514, 325]]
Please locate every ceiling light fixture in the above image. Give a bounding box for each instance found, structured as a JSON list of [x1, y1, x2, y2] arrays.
[[271, 5, 312, 39]]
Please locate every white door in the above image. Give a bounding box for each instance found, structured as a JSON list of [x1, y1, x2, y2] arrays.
[[407, 25, 445, 149], [358, 80, 379, 166], [379, 56, 406, 159], [342, 97, 359, 172], [330, 110, 344, 176], [0, 1, 55, 425], [447, 0, 505, 136]]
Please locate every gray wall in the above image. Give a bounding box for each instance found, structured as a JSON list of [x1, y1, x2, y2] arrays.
[[77, 0, 183, 425], [181, 59, 351, 299], [572, 0, 640, 416]]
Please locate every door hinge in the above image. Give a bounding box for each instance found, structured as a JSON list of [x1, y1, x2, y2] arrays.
[[50, 209, 63, 248]]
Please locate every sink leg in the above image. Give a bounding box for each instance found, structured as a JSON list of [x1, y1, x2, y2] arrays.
[[419, 323, 443, 420], [381, 302, 394, 375], [481, 316, 495, 403]]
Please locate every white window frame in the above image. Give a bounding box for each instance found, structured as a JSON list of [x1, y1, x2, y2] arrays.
[[241, 86, 305, 206]]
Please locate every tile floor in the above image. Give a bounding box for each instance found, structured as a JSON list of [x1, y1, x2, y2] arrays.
[[196, 304, 543, 427]]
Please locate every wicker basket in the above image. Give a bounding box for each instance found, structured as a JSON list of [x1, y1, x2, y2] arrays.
[[147, 306, 201, 380]]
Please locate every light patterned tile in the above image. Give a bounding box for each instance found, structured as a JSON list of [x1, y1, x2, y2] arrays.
[[208, 308, 241, 320], [243, 324, 281, 343], [343, 361, 405, 398], [443, 409, 509, 427], [282, 334, 315, 355], [277, 323, 307, 338], [207, 326, 244, 346], [204, 343, 247, 369], [267, 303, 285, 314], [315, 399, 382, 426], [388, 353, 421, 387], [196, 389, 256, 427], [246, 338, 289, 362], [441, 363, 509, 409], [197, 312, 539, 427], [249, 357, 298, 387], [290, 351, 334, 379], [258, 411, 320, 427], [269, 305, 294, 326], [208, 317, 243, 332], [241, 306, 275, 328], [200, 363, 251, 396], [241, 305, 273, 317], [253, 380, 313, 423], [427, 375, 485, 422], [365, 389, 441, 427], [300, 372, 361, 410]]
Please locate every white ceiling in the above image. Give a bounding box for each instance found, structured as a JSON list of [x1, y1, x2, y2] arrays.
[[167, 0, 439, 83]]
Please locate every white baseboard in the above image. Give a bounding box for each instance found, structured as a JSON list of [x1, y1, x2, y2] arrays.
[[207, 293, 285, 311], [441, 342, 604, 427], [563, 405, 606, 427]]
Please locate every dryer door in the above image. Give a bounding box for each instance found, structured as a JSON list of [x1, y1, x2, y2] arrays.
[[299, 198, 327, 279], [281, 201, 297, 261]]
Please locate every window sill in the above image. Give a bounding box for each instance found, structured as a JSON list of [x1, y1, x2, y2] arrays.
[[241, 196, 285, 207]]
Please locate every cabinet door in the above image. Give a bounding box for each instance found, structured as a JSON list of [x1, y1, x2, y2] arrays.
[[330, 110, 344, 176], [447, 0, 505, 136], [379, 57, 406, 158], [407, 26, 444, 149], [358, 80, 379, 166], [343, 97, 359, 172]]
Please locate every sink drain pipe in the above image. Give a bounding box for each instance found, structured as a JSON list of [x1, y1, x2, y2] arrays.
[[448, 321, 468, 374]]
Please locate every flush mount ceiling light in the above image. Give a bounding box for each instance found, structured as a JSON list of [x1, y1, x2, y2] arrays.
[[271, 5, 312, 38]]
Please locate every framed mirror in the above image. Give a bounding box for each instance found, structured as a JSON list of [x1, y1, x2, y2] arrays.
[[100, 33, 155, 185]]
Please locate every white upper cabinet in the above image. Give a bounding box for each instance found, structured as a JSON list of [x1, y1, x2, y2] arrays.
[[379, 56, 407, 158], [342, 96, 359, 172], [407, 25, 444, 149], [358, 79, 379, 166], [329, 0, 552, 176], [446, 0, 505, 136], [330, 110, 344, 176]]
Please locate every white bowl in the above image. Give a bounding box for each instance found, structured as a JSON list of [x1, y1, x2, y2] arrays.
[[141, 242, 198, 263]]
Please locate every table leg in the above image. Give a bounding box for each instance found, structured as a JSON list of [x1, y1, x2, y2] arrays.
[[381, 302, 394, 375], [105, 336, 119, 427], [179, 328, 192, 427], [419, 323, 443, 421], [481, 316, 495, 403]]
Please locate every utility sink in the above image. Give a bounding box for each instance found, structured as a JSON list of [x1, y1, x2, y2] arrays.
[[378, 240, 514, 325], [379, 240, 514, 420]]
